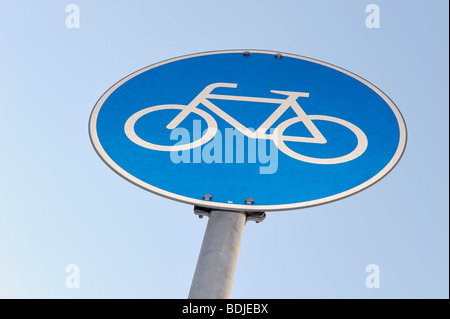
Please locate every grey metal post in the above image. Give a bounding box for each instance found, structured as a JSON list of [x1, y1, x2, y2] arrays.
[[188, 209, 246, 299]]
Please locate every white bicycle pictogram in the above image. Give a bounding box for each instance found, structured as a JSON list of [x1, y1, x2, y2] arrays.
[[124, 83, 368, 164]]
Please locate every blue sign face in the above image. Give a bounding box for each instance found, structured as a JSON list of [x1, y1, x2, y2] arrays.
[[89, 50, 407, 211]]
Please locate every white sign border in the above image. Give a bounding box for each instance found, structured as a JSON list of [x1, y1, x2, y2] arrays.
[[89, 49, 407, 212]]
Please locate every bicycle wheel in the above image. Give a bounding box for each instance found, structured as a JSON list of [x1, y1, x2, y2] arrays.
[[273, 115, 368, 164], [124, 104, 218, 151]]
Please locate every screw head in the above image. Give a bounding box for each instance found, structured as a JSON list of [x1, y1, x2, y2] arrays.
[[275, 53, 282, 59], [203, 194, 212, 201], [243, 51, 251, 57], [245, 198, 254, 205]]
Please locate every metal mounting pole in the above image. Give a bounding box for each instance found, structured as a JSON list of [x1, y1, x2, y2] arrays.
[[188, 207, 265, 299]]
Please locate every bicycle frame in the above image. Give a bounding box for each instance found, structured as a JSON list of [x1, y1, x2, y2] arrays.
[[167, 83, 327, 144]]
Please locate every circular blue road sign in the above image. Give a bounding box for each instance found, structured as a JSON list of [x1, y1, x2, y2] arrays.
[[89, 50, 407, 212]]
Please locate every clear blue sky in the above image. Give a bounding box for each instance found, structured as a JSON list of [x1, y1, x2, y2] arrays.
[[0, 0, 448, 298]]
